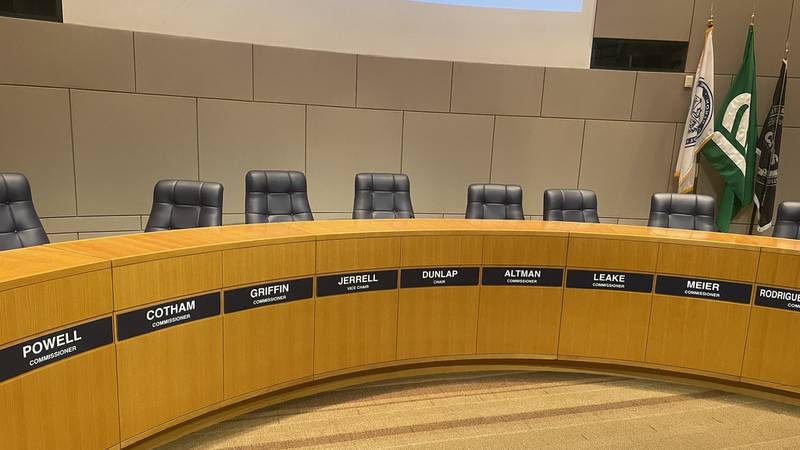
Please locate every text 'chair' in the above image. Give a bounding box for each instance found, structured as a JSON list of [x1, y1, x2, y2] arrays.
[[647, 193, 715, 231], [543, 189, 599, 223], [773, 201, 800, 239], [245, 170, 313, 223], [465, 183, 524, 220], [0, 173, 49, 251], [353, 173, 414, 219], [145, 180, 223, 232]]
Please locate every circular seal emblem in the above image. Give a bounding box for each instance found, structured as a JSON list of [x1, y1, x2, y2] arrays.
[[685, 78, 713, 147]]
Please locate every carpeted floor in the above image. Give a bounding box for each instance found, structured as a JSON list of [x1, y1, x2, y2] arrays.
[[161, 371, 800, 449]]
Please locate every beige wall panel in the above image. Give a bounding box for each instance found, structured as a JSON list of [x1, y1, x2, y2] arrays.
[[666, 123, 682, 192], [755, 77, 779, 126], [579, 121, 675, 218], [594, 0, 694, 41], [40, 216, 142, 233], [542, 69, 635, 120], [402, 112, 493, 213], [0, 85, 76, 216], [490, 117, 583, 214], [48, 233, 78, 243], [356, 56, 451, 111], [306, 106, 402, 212], [775, 128, 800, 208], [71, 90, 198, 215], [782, 78, 800, 128], [789, 3, 800, 77], [222, 214, 245, 225], [254, 46, 356, 106], [198, 99, 306, 213], [687, 0, 792, 77], [0, 17, 134, 91], [134, 32, 252, 100], [450, 62, 544, 116], [631, 72, 691, 122]]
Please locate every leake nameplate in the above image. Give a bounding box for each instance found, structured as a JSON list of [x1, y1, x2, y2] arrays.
[[0, 317, 113, 382], [482, 267, 563, 287], [566, 270, 653, 293], [401, 267, 480, 288], [316, 270, 398, 297], [117, 292, 221, 341], [225, 277, 313, 313], [755, 285, 800, 311], [655, 275, 751, 304]]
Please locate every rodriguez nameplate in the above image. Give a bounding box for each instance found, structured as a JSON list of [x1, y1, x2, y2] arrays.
[[755, 285, 800, 311], [566, 270, 653, 293], [225, 277, 313, 313], [316, 270, 398, 297], [117, 292, 221, 341], [401, 267, 480, 288], [482, 267, 563, 287], [655, 275, 751, 304]]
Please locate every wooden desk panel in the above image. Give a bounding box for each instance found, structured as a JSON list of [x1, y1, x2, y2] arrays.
[[658, 243, 759, 282], [222, 241, 315, 288], [314, 291, 398, 375], [742, 306, 800, 387], [116, 317, 223, 439], [476, 286, 562, 356], [757, 252, 800, 289], [224, 299, 314, 399], [0, 269, 112, 345], [397, 286, 479, 360], [646, 295, 750, 376], [316, 237, 400, 274], [113, 252, 222, 310], [482, 236, 568, 267], [567, 237, 659, 272], [0, 346, 119, 450], [400, 236, 482, 267]]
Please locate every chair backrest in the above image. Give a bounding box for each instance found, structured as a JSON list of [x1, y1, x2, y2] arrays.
[[0, 173, 49, 251], [145, 180, 223, 232], [543, 189, 599, 223], [647, 193, 715, 231], [353, 173, 414, 219], [465, 183, 524, 220], [773, 201, 800, 239], [245, 170, 313, 223]]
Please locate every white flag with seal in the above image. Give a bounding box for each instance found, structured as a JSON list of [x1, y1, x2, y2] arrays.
[[676, 20, 714, 194]]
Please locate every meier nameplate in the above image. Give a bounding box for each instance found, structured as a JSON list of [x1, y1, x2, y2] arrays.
[[401, 267, 480, 288], [566, 270, 653, 293], [317, 270, 398, 297], [655, 275, 751, 304], [117, 292, 221, 341], [482, 267, 563, 287], [0, 317, 113, 382], [755, 285, 800, 311], [225, 277, 313, 313]]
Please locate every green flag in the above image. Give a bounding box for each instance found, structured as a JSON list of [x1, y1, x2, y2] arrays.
[[701, 24, 758, 232]]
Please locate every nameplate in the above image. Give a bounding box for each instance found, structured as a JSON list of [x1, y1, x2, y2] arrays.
[[316, 270, 398, 297], [755, 285, 800, 311], [401, 267, 480, 288], [482, 267, 563, 287], [117, 292, 221, 341], [0, 317, 113, 382], [566, 270, 653, 293], [655, 275, 751, 304], [224, 278, 313, 314]]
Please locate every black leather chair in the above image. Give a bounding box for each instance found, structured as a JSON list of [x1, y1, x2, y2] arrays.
[[647, 193, 715, 231], [465, 183, 524, 220], [0, 173, 49, 251], [353, 173, 414, 219], [145, 180, 223, 232], [245, 170, 313, 223], [773, 202, 800, 239], [543, 189, 599, 223]]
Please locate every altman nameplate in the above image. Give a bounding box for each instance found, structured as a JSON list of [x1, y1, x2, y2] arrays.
[[401, 267, 480, 288], [482, 267, 563, 287], [117, 292, 221, 341], [225, 277, 313, 313]]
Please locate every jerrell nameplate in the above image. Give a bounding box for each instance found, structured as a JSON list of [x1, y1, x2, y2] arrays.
[[566, 270, 653, 293], [482, 267, 563, 287], [117, 292, 221, 341], [755, 285, 800, 311], [0, 317, 113, 382], [401, 267, 480, 288], [655, 275, 751, 304], [225, 277, 313, 313], [316, 270, 398, 297]]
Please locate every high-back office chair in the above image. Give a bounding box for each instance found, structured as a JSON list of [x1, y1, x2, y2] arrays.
[[145, 180, 224, 232], [465, 183, 524, 220], [0, 173, 49, 251], [352, 173, 414, 219], [245, 170, 313, 223], [647, 193, 715, 231], [772, 202, 800, 239], [543, 189, 599, 223]]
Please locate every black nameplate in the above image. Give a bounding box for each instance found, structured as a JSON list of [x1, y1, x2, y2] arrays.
[[316, 270, 398, 297], [117, 292, 221, 341], [566, 270, 653, 293], [225, 277, 313, 314], [655, 275, 751, 304], [0, 317, 113, 382], [482, 267, 563, 287], [755, 286, 800, 311], [401, 267, 480, 288]]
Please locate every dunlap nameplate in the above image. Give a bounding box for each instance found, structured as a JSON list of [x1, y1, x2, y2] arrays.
[[755, 285, 800, 311], [482, 267, 563, 287], [566, 269, 653, 293], [316, 270, 398, 297], [655, 275, 751, 304], [401, 267, 480, 288], [0, 317, 113, 382], [117, 292, 221, 341], [225, 277, 313, 313]]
